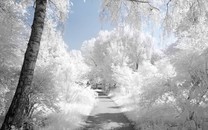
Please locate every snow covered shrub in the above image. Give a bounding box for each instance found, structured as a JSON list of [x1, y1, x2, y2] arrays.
[[111, 58, 179, 130], [31, 33, 97, 129], [40, 83, 97, 130], [109, 43, 208, 130], [166, 47, 208, 129]]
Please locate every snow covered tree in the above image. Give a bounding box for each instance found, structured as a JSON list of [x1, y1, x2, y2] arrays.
[[82, 25, 154, 91], [0, 0, 47, 129], [1, 0, 70, 129]]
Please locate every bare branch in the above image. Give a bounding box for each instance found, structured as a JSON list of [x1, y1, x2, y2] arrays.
[[147, 3, 160, 11], [166, 0, 172, 15], [0, 5, 6, 12], [128, 0, 149, 3], [90, 57, 97, 67], [128, 0, 160, 11]]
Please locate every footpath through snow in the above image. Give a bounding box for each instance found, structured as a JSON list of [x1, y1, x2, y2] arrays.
[[82, 90, 135, 130]]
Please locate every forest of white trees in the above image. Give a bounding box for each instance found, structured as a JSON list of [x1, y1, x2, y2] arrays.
[[0, 0, 208, 130]]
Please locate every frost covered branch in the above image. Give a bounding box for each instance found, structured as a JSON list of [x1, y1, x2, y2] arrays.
[[128, 0, 160, 11], [166, 0, 172, 15]]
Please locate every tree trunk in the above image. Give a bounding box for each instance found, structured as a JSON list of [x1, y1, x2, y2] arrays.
[[0, 0, 47, 129], [135, 62, 138, 70]]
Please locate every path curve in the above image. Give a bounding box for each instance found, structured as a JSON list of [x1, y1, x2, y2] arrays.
[[82, 90, 135, 130]]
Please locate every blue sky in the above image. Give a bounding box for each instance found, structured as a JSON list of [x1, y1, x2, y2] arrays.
[[63, 0, 113, 50], [63, 0, 176, 50]]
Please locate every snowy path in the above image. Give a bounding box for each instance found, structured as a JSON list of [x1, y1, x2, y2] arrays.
[[82, 91, 135, 130]]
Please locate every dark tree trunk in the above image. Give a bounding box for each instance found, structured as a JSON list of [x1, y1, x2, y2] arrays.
[[0, 0, 47, 129], [135, 63, 138, 70]]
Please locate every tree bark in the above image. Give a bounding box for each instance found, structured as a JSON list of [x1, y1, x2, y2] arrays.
[[0, 0, 47, 129], [135, 62, 138, 70]]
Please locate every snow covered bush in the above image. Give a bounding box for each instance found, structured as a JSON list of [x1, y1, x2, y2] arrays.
[[110, 57, 178, 129], [39, 83, 97, 130], [110, 43, 208, 130], [30, 26, 97, 129]]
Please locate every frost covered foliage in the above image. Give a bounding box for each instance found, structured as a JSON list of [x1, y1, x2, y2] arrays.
[[100, 0, 163, 28], [82, 23, 208, 129], [109, 41, 208, 130], [32, 24, 97, 129], [110, 58, 178, 130], [108, 43, 208, 130], [0, 0, 30, 118], [82, 26, 154, 90], [41, 84, 97, 130], [164, 0, 208, 33]]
